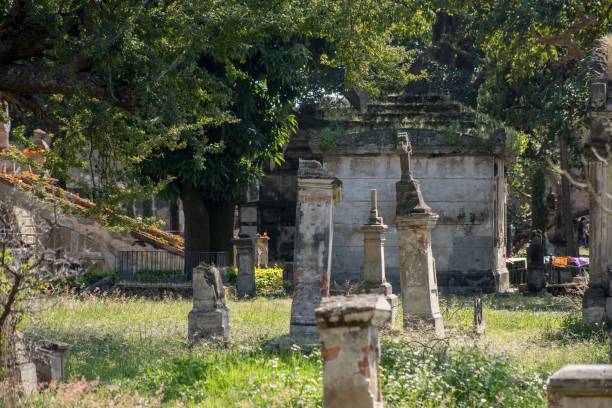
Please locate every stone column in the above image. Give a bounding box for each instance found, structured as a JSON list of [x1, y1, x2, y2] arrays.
[[233, 236, 256, 298], [395, 132, 444, 336], [547, 365, 612, 407], [290, 159, 342, 341], [583, 38, 612, 324], [361, 189, 398, 325], [188, 263, 230, 341], [315, 295, 390, 408]]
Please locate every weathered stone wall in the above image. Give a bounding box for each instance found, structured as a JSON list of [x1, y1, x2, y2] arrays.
[[0, 181, 161, 272], [324, 154, 504, 292]]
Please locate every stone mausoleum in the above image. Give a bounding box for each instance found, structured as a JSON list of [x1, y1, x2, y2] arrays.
[[256, 94, 511, 292]]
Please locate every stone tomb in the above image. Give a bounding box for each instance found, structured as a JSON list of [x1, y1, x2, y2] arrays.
[[316, 295, 390, 408], [188, 263, 230, 342], [258, 94, 510, 293], [233, 236, 256, 298]]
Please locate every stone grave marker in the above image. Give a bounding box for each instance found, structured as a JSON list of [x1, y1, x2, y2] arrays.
[[315, 294, 390, 408], [188, 263, 230, 342], [395, 131, 444, 336]]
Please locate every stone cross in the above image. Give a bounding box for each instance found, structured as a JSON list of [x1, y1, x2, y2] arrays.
[[233, 236, 256, 298], [361, 189, 398, 325], [548, 365, 612, 407], [290, 159, 342, 341], [188, 263, 230, 342], [315, 295, 390, 408], [395, 131, 444, 336]]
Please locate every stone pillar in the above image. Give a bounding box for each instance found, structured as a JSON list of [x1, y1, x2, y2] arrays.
[[547, 365, 612, 407], [239, 203, 258, 239], [315, 295, 390, 408], [290, 159, 342, 341], [255, 233, 270, 268], [0, 100, 11, 173], [395, 132, 444, 336], [583, 37, 612, 324], [527, 231, 546, 293], [188, 263, 230, 341], [361, 189, 398, 325], [233, 236, 256, 298]]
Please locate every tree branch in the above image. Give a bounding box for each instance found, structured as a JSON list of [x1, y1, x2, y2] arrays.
[[0, 64, 135, 111]]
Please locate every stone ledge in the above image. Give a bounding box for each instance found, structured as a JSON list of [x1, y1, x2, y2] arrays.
[[548, 365, 612, 395]]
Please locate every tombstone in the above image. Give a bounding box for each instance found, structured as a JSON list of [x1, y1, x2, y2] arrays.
[[290, 159, 342, 341], [395, 132, 445, 336], [13, 331, 37, 396], [233, 236, 256, 298], [547, 365, 612, 407], [33, 340, 69, 384], [360, 189, 398, 325], [583, 34, 612, 324], [473, 298, 485, 335], [239, 203, 258, 239], [527, 231, 546, 293], [255, 233, 270, 268], [188, 263, 230, 342], [315, 295, 390, 408]]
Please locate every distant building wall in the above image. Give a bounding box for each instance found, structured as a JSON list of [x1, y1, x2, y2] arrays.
[[324, 154, 505, 292]]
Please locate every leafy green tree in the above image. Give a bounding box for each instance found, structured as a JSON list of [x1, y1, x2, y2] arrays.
[[0, 1, 432, 252], [432, 1, 612, 255]]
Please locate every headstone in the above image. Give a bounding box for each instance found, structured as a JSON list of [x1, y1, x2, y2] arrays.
[[290, 159, 342, 341], [315, 295, 390, 408], [361, 189, 398, 325], [33, 340, 69, 384], [188, 263, 230, 342], [547, 365, 612, 407], [255, 233, 270, 268], [233, 236, 256, 298], [473, 298, 485, 335], [583, 35, 612, 324], [527, 231, 546, 293], [395, 131, 444, 336]]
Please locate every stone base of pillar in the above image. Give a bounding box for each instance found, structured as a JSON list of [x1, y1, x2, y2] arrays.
[[188, 309, 229, 342], [527, 267, 546, 293], [289, 320, 319, 342], [404, 312, 445, 337], [583, 287, 607, 324], [494, 268, 510, 292]]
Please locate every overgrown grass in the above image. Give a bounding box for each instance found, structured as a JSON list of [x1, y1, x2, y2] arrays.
[[19, 293, 608, 407]]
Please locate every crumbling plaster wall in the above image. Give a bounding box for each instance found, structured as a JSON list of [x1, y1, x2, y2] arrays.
[[324, 153, 503, 292]]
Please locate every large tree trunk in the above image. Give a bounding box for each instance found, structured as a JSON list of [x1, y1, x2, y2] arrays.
[[559, 134, 577, 256], [206, 201, 235, 252], [169, 199, 180, 233], [180, 183, 210, 253]]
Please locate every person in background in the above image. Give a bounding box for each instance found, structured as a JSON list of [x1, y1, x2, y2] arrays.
[[577, 217, 587, 248]]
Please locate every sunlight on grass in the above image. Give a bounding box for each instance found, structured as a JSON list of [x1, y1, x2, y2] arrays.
[[22, 293, 609, 407]]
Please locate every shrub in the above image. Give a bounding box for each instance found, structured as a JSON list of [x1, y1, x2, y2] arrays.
[[255, 266, 285, 296], [381, 338, 546, 407]]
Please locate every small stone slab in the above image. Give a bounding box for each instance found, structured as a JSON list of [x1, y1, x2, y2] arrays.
[[316, 294, 391, 329]]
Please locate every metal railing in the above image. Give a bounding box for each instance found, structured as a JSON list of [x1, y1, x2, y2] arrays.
[[116, 250, 230, 285]]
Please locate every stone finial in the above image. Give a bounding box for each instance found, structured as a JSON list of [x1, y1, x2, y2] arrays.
[[548, 364, 612, 407], [316, 295, 390, 408], [395, 131, 430, 215], [188, 263, 230, 342]]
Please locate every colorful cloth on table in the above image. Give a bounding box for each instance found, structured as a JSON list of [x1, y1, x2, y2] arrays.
[[551, 256, 570, 267], [570, 257, 589, 267]]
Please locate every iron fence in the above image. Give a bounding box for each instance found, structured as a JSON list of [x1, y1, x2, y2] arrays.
[[116, 250, 230, 285]]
